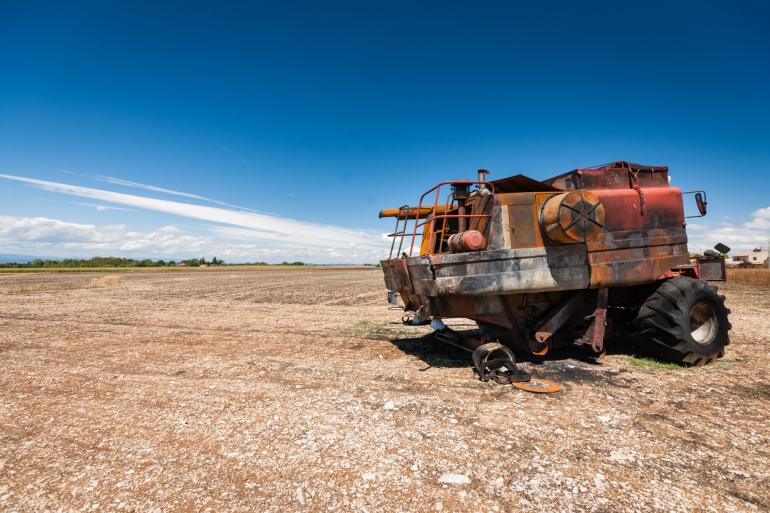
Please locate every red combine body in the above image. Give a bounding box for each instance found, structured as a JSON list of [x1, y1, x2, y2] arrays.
[[380, 161, 731, 366]]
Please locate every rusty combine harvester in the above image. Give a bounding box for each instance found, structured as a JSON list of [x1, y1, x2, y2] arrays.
[[380, 161, 731, 371]]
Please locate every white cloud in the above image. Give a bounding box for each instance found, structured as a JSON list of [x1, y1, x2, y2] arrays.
[[745, 206, 770, 231], [71, 202, 133, 212], [0, 173, 386, 253], [92, 175, 258, 212], [0, 215, 387, 263], [687, 205, 770, 253], [0, 216, 121, 245]]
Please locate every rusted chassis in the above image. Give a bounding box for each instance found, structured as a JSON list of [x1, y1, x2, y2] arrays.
[[382, 247, 690, 354], [381, 163, 704, 355]]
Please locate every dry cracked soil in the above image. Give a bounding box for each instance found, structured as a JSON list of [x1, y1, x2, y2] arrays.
[[0, 267, 768, 513]]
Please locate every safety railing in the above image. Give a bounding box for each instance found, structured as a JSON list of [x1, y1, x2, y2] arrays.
[[407, 181, 494, 256], [385, 181, 495, 258], [386, 205, 410, 259]]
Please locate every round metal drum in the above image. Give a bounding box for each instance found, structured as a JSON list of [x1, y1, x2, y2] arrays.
[[541, 190, 605, 243]]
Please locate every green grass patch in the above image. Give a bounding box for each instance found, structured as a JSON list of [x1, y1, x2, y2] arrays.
[[624, 355, 739, 371], [623, 355, 689, 371]]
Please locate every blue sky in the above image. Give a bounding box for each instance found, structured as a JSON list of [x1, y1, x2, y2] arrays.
[[1, 1, 769, 262]]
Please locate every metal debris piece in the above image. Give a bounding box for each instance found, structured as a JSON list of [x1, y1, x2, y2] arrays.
[[472, 342, 530, 384], [512, 378, 562, 394]]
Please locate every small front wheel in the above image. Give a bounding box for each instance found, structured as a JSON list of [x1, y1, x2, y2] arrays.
[[633, 277, 731, 365]]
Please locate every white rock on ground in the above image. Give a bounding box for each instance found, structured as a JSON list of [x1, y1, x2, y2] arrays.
[[438, 473, 471, 485]]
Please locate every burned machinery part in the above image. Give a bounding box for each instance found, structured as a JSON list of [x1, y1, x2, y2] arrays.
[[471, 342, 530, 384], [433, 329, 563, 393], [379, 160, 732, 371], [432, 329, 561, 393]]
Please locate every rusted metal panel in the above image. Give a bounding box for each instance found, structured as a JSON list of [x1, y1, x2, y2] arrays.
[[403, 256, 437, 297], [584, 186, 689, 287], [485, 203, 508, 251], [508, 203, 540, 247], [430, 294, 476, 319], [588, 242, 690, 287], [545, 161, 669, 191], [427, 246, 589, 296], [696, 257, 727, 281], [381, 259, 416, 299], [380, 259, 399, 292], [486, 192, 557, 250], [587, 227, 688, 252], [593, 187, 684, 232]]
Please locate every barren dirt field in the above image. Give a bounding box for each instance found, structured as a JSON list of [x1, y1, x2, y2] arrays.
[[1, 268, 768, 513]]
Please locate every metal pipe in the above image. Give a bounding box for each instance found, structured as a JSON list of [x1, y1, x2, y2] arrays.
[[379, 205, 451, 220]]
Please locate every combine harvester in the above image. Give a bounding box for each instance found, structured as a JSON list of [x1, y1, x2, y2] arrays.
[[380, 161, 731, 387]]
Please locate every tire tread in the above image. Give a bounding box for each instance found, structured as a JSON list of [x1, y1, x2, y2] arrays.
[[633, 277, 731, 365]]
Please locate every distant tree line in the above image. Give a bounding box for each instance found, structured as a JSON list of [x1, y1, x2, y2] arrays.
[[225, 261, 306, 266], [179, 256, 225, 267], [0, 257, 327, 268], [0, 256, 227, 268]]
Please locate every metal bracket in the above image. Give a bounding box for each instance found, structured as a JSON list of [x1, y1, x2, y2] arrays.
[[582, 288, 609, 353], [628, 169, 646, 215], [534, 292, 585, 347], [683, 190, 708, 218]]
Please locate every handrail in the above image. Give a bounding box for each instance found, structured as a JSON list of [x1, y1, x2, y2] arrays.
[[408, 181, 494, 256], [387, 205, 409, 259], [437, 191, 455, 254]]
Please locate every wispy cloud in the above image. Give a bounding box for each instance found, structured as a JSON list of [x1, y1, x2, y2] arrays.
[[0, 173, 386, 254], [94, 175, 261, 212], [71, 202, 134, 212], [62, 169, 259, 212]]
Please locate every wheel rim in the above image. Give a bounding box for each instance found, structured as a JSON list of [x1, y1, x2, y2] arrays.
[[689, 302, 718, 345]]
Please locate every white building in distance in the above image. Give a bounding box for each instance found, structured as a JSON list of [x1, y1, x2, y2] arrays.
[[728, 248, 769, 268]]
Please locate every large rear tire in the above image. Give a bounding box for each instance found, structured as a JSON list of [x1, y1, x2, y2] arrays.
[[633, 277, 731, 365]]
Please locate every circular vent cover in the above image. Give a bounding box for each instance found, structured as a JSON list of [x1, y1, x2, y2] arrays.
[[541, 190, 605, 243]]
